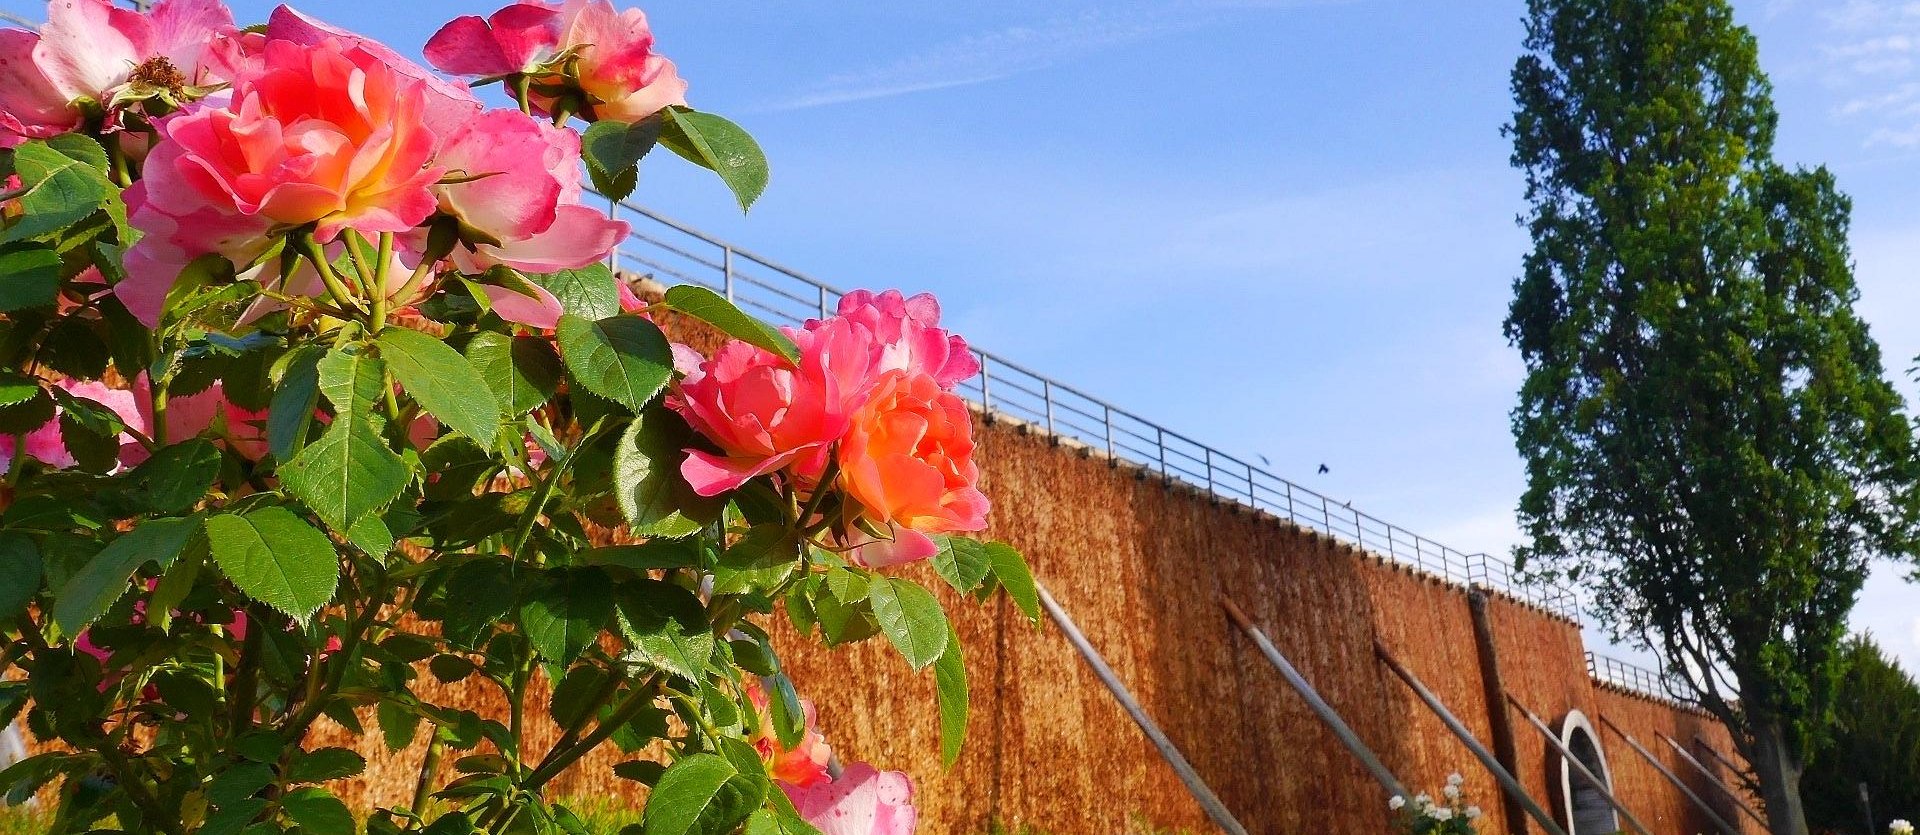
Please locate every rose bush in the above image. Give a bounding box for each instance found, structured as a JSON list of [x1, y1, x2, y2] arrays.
[[0, 2, 1034, 833]]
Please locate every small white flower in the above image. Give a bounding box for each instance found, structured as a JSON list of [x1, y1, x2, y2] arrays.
[[1443, 784, 1461, 800], [1415, 793, 1433, 809], [1388, 795, 1406, 811], [1447, 772, 1465, 787], [1432, 808, 1454, 822], [1891, 820, 1914, 835], [1466, 806, 1483, 820]]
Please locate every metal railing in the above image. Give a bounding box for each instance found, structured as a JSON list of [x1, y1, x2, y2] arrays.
[[1587, 652, 1673, 700], [604, 196, 1582, 619]]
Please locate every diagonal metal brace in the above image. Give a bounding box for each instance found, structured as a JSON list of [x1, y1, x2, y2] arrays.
[[1037, 583, 1249, 835], [1503, 692, 1654, 835], [1374, 642, 1569, 835], [1656, 732, 1767, 829], [1597, 715, 1742, 835]]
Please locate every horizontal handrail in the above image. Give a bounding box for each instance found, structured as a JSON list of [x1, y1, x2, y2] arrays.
[[603, 196, 1584, 622]]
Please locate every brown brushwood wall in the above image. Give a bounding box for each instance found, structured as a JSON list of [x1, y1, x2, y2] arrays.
[[310, 404, 1770, 834], [49, 286, 1773, 834]]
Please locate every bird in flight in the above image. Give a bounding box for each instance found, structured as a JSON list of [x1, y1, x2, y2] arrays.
[[1318, 463, 1330, 474]]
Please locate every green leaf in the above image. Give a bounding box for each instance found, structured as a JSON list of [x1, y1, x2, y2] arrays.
[[616, 579, 713, 680], [0, 533, 42, 621], [205, 507, 340, 622], [582, 119, 661, 203], [528, 264, 623, 321], [867, 578, 950, 670], [465, 332, 561, 417], [377, 700, 421, 751], [987, 542, 1041, 624], [555, 314, 673, 411], [549, 665, 610, 730], [315, 347, 386, 417], [764, 672, 805, 749], [663, 285, 799, 364], [931, 535, 993, 594], [268, 345, 325, 461], [441, 558, 516, 650], [288, 748, 367, 783], [642, 753, 764, 835], [377, 326, 503, 444], [520, 568, 615, 665], [281, 414, 410, 533], [614, 409, 723, 537], [0, 138, 114, 244], [933, 622, 967, 767], [712, 524, 798, 596], [0, 245, 60, 311], [281, 786, 354, 833], [660, 108, 769, 213], [52, 515, 199, 635], [127, 438, 221, 514]]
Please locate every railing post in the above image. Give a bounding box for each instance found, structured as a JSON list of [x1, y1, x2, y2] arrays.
[[977, 353, 991, 411], [1104, 405, 1114, 457], [1204, 448, 1215, 498], [1157, 427, 1167, 477], [1043, 379, 1055, 434], [1285, 482, 1296, 521], [607, 197, 620, 270], [1385, 526, 1396, 564], [722, 246, 735, 301], [1245, 463, 1255, 505]]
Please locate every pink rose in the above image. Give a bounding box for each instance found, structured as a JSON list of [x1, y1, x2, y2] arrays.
[[426, 0, 687, 124], [0, 379, 148, 474], [822, 290, 978, 390], [746, 679, 832, 789], [780, 764, 917, 835], [835, 371, 988, 568], [433, 109, 629, 282], [263, 6, 482, 136], [0, 0, 237, 145], [119, 33, 469, 325], [424, 2, 567, 77], [157, 382, 268, 461], [668, 316, 878, 497]]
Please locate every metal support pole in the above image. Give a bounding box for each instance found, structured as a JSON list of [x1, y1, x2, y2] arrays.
[[1598, 716, 1741, 835], [722, 246, 735, 301], [1374, 642, 1570, 835], [1656, 733, 1767, 829], [1037, 584, 1249, 835], [1503, 693, 1654, 835], [1043, 379, 1054, 434], [1221, 596, 1407, 799]]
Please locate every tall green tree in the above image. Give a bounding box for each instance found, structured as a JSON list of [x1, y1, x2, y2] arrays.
[[1504, 2, 1920, 832], [1801, 637, 1920, 834]]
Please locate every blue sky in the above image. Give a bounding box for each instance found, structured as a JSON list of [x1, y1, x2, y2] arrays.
[[7, 0, 1919, 672]]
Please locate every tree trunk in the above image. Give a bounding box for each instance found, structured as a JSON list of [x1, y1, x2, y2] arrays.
[[1751, 714, 1810, 835]]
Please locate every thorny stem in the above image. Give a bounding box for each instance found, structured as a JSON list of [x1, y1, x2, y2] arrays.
[[410, 730, 446, 817], [371, 231, 395, 330]]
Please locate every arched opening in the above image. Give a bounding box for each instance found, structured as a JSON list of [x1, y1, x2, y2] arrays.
[[1558, 710, 1620, 834]]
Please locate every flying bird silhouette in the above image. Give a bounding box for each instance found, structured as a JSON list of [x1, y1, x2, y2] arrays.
[[1318, 463, 1330, 474]]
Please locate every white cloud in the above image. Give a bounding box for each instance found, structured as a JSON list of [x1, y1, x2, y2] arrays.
[[759, 0, 1337, 111]]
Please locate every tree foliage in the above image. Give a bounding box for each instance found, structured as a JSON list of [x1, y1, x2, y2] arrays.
[[1802, 637, 1920, 834], [1505, 0, 1920, 830]]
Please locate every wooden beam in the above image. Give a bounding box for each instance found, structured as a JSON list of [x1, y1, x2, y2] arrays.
[[1221, 595, 1407, 798], [1037, 583, 1249, 835], [1502, 692, 1654, 835], [1374, 641, 1570, 835], [1469, 590, 1530, 835]]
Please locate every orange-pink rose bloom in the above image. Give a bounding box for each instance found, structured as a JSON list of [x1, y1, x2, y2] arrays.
[[837, 370, 988, 567], [119, 32, 470, 325], [745, 679, 832, 789]]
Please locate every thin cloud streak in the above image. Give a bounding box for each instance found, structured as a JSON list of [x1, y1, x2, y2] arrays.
[[757, 1, 1334, 112]]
